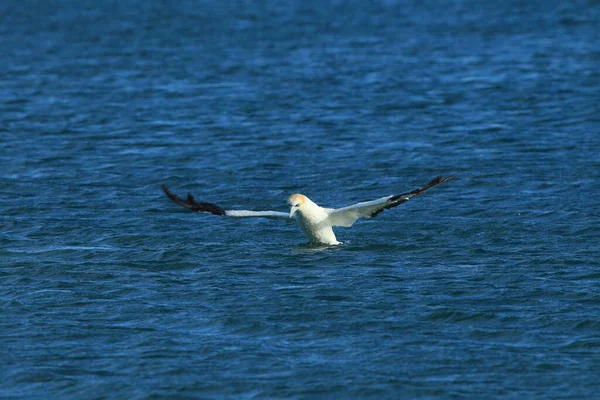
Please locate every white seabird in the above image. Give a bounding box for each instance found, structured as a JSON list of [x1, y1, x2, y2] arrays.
[[162, 175, 455, 245]]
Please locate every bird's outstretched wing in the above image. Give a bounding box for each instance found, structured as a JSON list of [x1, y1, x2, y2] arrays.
[[161, 185, 291, 220], [327, 175, 455, 227]]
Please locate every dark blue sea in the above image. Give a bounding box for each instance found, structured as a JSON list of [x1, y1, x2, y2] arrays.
[[1, 1, 599, 398]]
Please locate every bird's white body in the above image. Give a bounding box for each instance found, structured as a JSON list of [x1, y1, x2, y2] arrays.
[[161, 175, 454, 245], [289, 195, 340, 245]]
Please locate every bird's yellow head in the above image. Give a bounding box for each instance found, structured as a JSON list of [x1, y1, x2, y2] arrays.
[[288, 193, 307, 218]]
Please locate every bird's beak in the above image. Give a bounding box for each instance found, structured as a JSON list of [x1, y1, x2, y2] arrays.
[[289, 206, 298, 219]]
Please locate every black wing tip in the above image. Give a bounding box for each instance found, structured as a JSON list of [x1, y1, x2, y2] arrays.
[[161, 184, 176, 200], [428, 174, 457, 187], [161, 184, 226, 216], [421, 174, 457, 190], [388, 174, 456, 203], [370, 175, 455, 217]]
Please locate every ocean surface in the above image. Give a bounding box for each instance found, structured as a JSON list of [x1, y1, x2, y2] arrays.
[[1, 1, 599, 398]]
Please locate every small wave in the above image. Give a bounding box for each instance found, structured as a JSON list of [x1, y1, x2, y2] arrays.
[[423, 308, 497, 323], [6, 245, 119, 253]]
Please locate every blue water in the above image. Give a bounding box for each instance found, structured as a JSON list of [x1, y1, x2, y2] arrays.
[[2, 1, 600, 398]]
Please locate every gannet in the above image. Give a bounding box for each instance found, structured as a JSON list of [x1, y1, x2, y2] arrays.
[[162, 175, 455, 245]]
